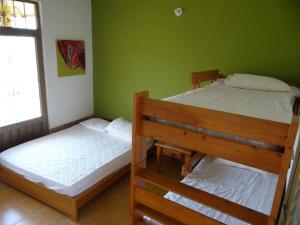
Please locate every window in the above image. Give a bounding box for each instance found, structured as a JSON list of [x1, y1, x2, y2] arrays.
[[0, 0, 37, 29], [0, 36, 42, 126], [0, 0, 47, 129]]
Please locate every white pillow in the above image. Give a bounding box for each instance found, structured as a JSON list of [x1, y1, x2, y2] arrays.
[[224, 74, 292, 92], [105, 118, 132, 142], [213, 158, 267, 175], [80, 118, 109, 131]]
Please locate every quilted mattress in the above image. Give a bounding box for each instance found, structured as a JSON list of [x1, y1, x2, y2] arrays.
[[0, 124, 131, 197]]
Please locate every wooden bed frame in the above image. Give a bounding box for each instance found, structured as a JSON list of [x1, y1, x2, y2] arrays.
[[0, 117, 130, 221], [130, 70, 299, 225]]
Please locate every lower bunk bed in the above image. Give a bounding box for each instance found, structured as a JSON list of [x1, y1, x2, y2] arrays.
[[0, 117, 132, 221], [144, 155, 278, 225], [130, 71, 300, 225]]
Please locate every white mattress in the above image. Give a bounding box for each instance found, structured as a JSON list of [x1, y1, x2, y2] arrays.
[[159, 80, 300, 151], [0, 124, 132, 197], [165, 79, 300, 124], [145, 156, 279, 225]]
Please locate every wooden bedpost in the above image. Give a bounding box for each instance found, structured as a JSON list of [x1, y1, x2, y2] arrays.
[[268, 116, 299, 225], [191, 69, 221, 89], [130, 91, 149, 225]]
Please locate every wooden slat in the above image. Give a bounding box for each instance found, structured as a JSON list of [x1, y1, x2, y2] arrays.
[[137, 169, 269, 225], [268, 117, 299, 225], [141, 120, 283, 174], [136, 204, 184, 225], [135, 187, 223, 225], [142, 98, 289, 146]]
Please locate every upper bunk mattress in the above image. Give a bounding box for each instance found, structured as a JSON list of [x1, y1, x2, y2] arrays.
[[0, 124, 131, 197], [165, 79, 300, 124], [145, 156, 278, 225], [160, 79, 300, 152]]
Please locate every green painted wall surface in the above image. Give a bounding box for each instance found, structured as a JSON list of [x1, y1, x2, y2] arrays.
[[92, 0, 300, 120]]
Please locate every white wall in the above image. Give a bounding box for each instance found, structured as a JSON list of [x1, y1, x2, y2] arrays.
[[39, 0, 93, 129]]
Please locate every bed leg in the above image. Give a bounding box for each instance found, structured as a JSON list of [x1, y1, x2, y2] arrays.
[[69, 203, 79, 222], [69, 211, 78, 222]]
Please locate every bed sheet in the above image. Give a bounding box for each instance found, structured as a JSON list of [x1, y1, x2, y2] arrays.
[[0, 124, 132, 197], [145, 156, 278, 225]]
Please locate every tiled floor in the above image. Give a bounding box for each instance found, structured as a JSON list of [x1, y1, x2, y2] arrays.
[[0, 175, 130, 225], [0, 156, 183, 225]]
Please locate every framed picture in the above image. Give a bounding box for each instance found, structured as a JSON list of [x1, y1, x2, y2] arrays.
[[56, 40, 86, 77]]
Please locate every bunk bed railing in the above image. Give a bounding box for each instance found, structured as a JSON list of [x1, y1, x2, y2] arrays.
[[141, 119, 282, 174], [142, 96, 289, 146], [136, 169, 269, 224], [130, 90, 299, 225]]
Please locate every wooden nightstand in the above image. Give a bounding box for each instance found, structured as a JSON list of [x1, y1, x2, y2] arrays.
[[155, 142, 204, 176]]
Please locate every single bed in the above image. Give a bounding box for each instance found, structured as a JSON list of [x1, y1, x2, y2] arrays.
[[0, 117, 132, 220], [165, 78, 299, 124], [130, 70, 300, 225], [159, 76, 300, 152], [144, 156, 279, 225]]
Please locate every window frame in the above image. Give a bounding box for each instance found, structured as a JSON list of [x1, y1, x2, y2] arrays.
[[0, 0, 48, 132]]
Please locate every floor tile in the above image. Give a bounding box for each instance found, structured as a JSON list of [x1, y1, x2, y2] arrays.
[[35, 207, 65, 223], [16, 197, 45, 213], [0, 204, 27, 225], [15, 215, 51, 225]]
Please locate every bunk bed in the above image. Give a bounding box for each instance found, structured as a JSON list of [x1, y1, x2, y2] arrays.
[[130, 70, 300, 225]]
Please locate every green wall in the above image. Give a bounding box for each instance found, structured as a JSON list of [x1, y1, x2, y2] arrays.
[[92, 0, 300, 120]]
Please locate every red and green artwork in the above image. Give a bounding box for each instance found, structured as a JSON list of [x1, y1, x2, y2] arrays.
[[56, 40, 86, 77]]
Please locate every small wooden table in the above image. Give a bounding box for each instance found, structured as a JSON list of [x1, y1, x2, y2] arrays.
[[155, 142, 195, 176]]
